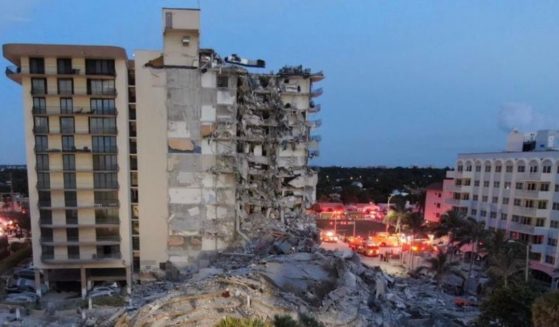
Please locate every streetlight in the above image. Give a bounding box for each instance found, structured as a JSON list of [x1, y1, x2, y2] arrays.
[[384, 190, 409, 232]]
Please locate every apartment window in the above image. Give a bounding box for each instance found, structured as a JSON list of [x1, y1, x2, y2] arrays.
[[95, 208, 119, 223], [482, 195, 488, 202], [37, 173, 50, 189], [480, 210, 487, 217], [527, 183, 537, 191], [92, 136, 117, 153], [89, 117, 116, 134], [131, 188, 139, 203], [538, 200, 547, 210], [512, 215, 520, 223], [474, 180, 480, 187], [130, 156, 137, 170], [515, 182, 523, 190], [493, 181, 500, 188], [506, 165, 513, 173], [551, 221, 559, 229], [483, 181, 490, 187], [495, 165, 502, 173], [94, 191, 118, 206], [60, 98, 73, 114], [503, 197, 509, 205], [31, 78, 47, 95], [548, 238, 558, 246], [35, 135, 48, 152], [457, 165, 463, 172], [67, 246, 80, 259], [62, 154, 75, 171], [41, 246, 54, 259], [492, 196, 498, 204], [66, 228, 79, 242], [62, 135, 75, 151], [93, 154, 118, 170], [525, 200, 534, 208], [475, 165, 481, 172], [66, 209, 78, 224], [540, 183, 550, 192], [471, 209, 477, 216], [500, 213, 507, 220], [463, 179, 471, 186], [85, 59, 115, 75], [64, 173, 76, 189], [39, 210, 52, 225], [543, 165, 552, 174], [489, 211, 496, 219], [466, 165, 472, 172], [132, 237, 140, 251], [33, 97, 46, 113], [94, 172, 118, 188], [38, 191, 51, 207], [29, 57, 45, 74], [520, 216, 532, 225], [57, 58, 72, 74], [64, 191, 77, 207], [530, 165, 538, 173], [485, 166, 491, 172], [545, 256, 555, 265], [472, 195, 478, 201], [40, 228, 53, 242], [90, 99, 116, 114], [533, 235, 543, 244], [556, 184, 559, 192], [88, 79, 115, 95], [57, 78, 73, 95], [504, 182, 511, 190], [34, 116, 49, 133], [535, 218, 546, 227], [36, 154, 49, 171], [514, 198, 521, 206], [553, 202, 559, 211], [518, 165, 525, 173], [131, 172, 138, 187], [217, 75, 229, 88], [60, 117, 74, 134]]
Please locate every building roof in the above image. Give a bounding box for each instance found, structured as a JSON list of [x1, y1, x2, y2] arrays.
[[3, 43, 128, 65], [425, 182, 443, 191]]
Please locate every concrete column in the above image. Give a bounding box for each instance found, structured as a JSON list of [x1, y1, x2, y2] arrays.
[[80, 268, 87, 299], [126, 267, 132, 295], [34, 269, 42, 297], [43, 269, 49, 289]]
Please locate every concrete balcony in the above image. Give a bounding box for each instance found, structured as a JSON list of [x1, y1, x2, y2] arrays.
[[531, 244, 546, 253], [509, 222, 534, 234]]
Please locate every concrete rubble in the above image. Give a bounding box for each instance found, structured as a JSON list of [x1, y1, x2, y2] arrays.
[[115, 221, 479, 327]]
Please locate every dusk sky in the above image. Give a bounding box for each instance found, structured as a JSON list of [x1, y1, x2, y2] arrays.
[[1, 0, 559, 167]]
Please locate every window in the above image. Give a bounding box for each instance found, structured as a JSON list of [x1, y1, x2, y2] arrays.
[[95, 208, 119, 223], [492, 196, 498, 204], [34, 116, 49, 133], [40, 228, 53, 241], [518, 165, 525, 173], [64, 191, 77, 207], [90, 99, 116, 114], [66, 228, 79, 242], [85, 59, 115, 75], [67, 246, 80, 259], [538, 200, 547, 210], [463, 179, 471, 186], [88, 79, 115, 95], [66, 209, 78, 224], [480, 210, 487, 217], [504, 182, 511, 189], [495, 165, 502, 173], [527, 183, 537, 191], [92, 136, 117, 153], [94, 191, 118, 206], [133, 236, 140, 251], [471, 209, 477, 216], [60, 117, 74, 134], [41, 246, 54, 259], [543, 165, 552, 173], [536, 218, 545, 227], [483, 181, 490, 187], [57, 58, 72, 74], [520, 216, 532, 225], [457, 165, 463, 172], [36, 154, 49, 170], [29, 57, 45, 74], [62, 135, 75, 151], [31, 78, 47, 95], [466, 165, 472, 172], [89, 117, 116, 134], [530, 165, 538, 173], [60, 98, 73, 114], [57, 78, 73, 95], [506, 165, 513, 173], [514, 198, 521, 206], [493, 181, 500, 188], [503, 197, 509, 205], [526, 200, 534, 208], [485, 166, 491, 172], [38, 191, 51, 207], [481, 195, 488, 202], [63, 154, 75, 171], [515, 182, 523, 190], [39, 210, 52, 225], [474, 180, 480, 187], [553, 202, 559, 211], [131, 172, 138, 187], [217, 75, 229, 88], [35, 135, 48, 152], [94, 172, 118, 188], [475, 165, 481, 172], [37, 173, 50, 189], [500, 213, 507, 220], [551, 221, 559, 229], [63, 173, 76, 188], [545, 256, 555, 265], [548, 238, 558, 246], [556, 184, 559, 192], [540, 183, 549, 192], [33, 97, 46, 113], [473, 195, 478, 201], [490, 211, 497, 218], [93, 154, 118, 170]]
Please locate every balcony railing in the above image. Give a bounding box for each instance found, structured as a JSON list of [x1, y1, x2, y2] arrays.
[[94, 252, 121, 259], [30, 87, 117, 96], [33, 106, 117, 116], [90, 127, 118, 135], [311, 88, 323, 97], [308, 103, 321, 113], [95, 218, 120, 225], [5, 65, 21, 75], [96, 235, 120, 242]]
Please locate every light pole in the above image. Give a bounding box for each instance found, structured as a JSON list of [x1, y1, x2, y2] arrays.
[[384, 191, 409, 233]]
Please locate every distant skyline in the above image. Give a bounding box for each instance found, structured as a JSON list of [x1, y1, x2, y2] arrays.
[[1, 0, 559, 166]]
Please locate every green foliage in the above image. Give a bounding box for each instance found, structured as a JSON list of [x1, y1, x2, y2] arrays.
[[272, 314, 324, 327], [215, 317, 270, 327], [9, 241, 26, 253], [477, 283, 537, 327], [485, 232, 526, 288], [420, 251, 461, 286], [0, 245, 31, 274], [532, 292, 559, 327], [297, 313, 324, 327]]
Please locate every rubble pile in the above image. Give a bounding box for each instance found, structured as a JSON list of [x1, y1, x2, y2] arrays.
[[116, 224, 479, 327]]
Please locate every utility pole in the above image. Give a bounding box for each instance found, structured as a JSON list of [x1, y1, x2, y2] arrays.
[[525, 243, 531, 283]]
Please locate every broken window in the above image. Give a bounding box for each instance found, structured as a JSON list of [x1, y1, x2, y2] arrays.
[[217, 75, 229, 88]]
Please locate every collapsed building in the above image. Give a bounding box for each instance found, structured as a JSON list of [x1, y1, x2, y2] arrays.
[[134, 8, 323, 273]]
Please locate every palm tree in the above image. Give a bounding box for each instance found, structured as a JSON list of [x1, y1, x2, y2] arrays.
[[431, 209, 466, 240], [418, 251, 461, 287], [485, 231, 526, 288], [453, 217, 491, 278]]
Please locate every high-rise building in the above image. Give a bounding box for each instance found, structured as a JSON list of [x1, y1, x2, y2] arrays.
[[3, 8, 322, 295], [423, 181, 453, 223], [445, 130, 559, 288]]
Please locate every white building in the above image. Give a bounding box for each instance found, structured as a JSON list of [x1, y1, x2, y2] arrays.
[[446, 130, 559, 287]]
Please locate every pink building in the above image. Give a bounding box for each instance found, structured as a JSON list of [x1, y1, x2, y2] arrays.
[[424, 180, 453, 223]]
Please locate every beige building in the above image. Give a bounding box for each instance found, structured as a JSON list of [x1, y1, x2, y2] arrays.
[[446, 130, 559, 288], [3, 8, 322, 292]]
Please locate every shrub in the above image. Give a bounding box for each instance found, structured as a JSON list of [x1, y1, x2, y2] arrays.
[[533, 291, 559, 327]]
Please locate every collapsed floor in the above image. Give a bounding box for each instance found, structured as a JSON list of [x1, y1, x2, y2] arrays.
[[114, 221, 479, 327]]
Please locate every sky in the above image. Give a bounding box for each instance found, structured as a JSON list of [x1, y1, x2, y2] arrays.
[[1, 0, 559, 167]]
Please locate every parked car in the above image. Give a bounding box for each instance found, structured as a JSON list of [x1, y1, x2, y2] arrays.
[[4, 292, 38, 304], [357, 242, 380, 257]]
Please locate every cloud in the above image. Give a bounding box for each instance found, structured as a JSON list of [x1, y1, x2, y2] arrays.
[[497, 102, 557, 132]]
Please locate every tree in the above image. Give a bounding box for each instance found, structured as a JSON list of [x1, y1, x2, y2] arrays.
[[430, 209, 466, 240], [418, 251, 461, 287], [402, 211, 425, 236], [485, 231, 526, 288], [453, 217, 491, 277], [532, 292, 559, 327], [477, 283, 537, 327]]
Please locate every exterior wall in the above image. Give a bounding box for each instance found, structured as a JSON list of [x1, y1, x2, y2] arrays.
[[424, 181, 453, 223]]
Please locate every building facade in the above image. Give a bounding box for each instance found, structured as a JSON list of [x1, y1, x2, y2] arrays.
[[3, 8, 321, 292], [424, 181, 453, 223], [445, 130, 559, 287]]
